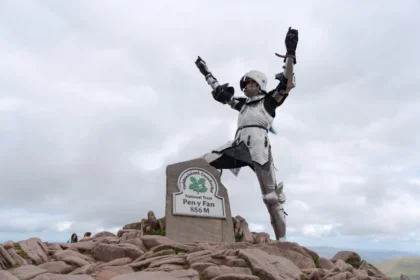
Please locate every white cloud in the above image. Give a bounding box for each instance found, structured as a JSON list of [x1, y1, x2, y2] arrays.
[[249, 223, 266, 233], [302, 224, 339, 238]]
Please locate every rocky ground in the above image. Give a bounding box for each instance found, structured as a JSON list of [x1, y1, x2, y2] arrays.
[[0, 213, 408, 280]]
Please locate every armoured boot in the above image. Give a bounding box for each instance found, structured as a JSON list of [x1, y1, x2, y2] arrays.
[[263, 183, 287, 240]]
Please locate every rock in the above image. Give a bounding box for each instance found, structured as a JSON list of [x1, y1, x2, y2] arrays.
[[0, 271, 20, 280], [140, 236, 175, 250], [38, 261, 74, 274], [400, 274, 411, 280], [98, 257, 133, 268], [110, 268, 200, 280], [238, 248, 303, 280], [0, 245, 16, 268], [134, 249, 175, 262], [266, 241, 313, 259], [7, 264, 48, 280], [143, 264, 185, 272], [130, 254, 181, 270], [226, 258, 248, 268], [69, 241, 96, 253], [93, 231, 117, 239], [31, 273, 95, 280], [331, 251, 361, 263], [213, 274, 260, 280], [190, 262, 216, 274], [334, 259, 354, 272], [353, 269, 369, 279], [46, 243, 63, 251], [300, 247, 320, 260], [358, 260, 390, 279], [92, 243, 144, 262], [2, 241, 14, 250], [147, 211, 160, 230], [119, 231, 143, 244], [305, 268, 326, 280], [326, 271, 354, 280], [201, 265, 253, 280], [255, 244, 316, 269], [7, 248, 28, 266], [252, 232, 271, 244], [148, 256, 186, 268], [318, 257, 334, 269], [53, 249, 90, 262], [18, 238, 49, 265], [234, 216, 254, 243], [0, 260, 7, 270], [97, 237, 121, 245], [189, 242, 217, 253], [122, 239, 148, 253], [62, 256, 90, 267], [123, 222, 143, 231], [150, 243, 190, 255], [0, 213, 393, 280], [185, 250, 213, 263], [97, 265, 134, 279], [69, 263, 99, 275]]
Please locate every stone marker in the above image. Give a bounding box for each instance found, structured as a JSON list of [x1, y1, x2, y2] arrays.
[[165, 158, 235, 243]]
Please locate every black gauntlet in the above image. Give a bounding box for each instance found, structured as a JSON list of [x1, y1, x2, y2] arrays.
[[212, 84, 235, 104], [195, 56, 211, 77], [284, 27, 299, 64]]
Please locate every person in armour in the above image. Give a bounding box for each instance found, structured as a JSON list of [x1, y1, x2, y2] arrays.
[[194, 27, 298, 241]]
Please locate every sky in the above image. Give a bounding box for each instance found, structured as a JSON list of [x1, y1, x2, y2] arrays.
[[1, 0, 420, 254]]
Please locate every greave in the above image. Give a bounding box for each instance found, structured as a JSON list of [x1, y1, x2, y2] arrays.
[[263, 186, 286, 240], [254, 156, 287, 240]]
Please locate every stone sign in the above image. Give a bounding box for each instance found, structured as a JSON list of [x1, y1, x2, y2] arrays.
[[165, 158, 235, 244], [173, 167, 226, 218]]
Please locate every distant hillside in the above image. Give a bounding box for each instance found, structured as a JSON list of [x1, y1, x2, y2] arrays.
[[308, 246, 420, 263], [373, 257, 420, 280]]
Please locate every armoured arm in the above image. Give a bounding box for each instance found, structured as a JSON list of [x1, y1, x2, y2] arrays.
[[195, 56, 235, 105], [270, 56, 296, 105], [264, 27, 298, 116], [226, 96, 246, 111]]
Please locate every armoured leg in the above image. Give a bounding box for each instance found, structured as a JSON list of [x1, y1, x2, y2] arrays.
[[253, 155, 287, 240]]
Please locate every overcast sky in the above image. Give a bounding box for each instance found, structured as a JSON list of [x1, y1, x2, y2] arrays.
[[1, 0, 420, 253]]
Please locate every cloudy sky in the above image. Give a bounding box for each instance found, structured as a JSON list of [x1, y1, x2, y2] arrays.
[[1, 0, 420, 253]]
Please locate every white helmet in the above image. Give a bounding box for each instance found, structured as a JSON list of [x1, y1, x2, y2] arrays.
[[239, 70, 267, 93]]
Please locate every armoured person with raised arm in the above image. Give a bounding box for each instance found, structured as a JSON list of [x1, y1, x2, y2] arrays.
[[194, 27, 298, 241]]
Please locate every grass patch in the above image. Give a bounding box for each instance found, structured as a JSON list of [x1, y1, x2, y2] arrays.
[[346, 258, 362, 269], [6, 264, 21, 270], [235, 233, 243, 242], [13, 243, 29, 260], [182, 264, 190, 269], [313, 256, 321, 268], [149, 228, 166, 236]]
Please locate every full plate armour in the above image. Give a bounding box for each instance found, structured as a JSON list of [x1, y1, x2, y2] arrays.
[[201, 56, 296, 241]]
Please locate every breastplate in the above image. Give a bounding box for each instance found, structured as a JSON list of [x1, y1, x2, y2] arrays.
[[237, 98, 273, 128]]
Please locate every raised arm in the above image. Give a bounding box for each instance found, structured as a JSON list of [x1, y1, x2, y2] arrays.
[[195, 56, 235, 106], [265, 27, 299, 116]]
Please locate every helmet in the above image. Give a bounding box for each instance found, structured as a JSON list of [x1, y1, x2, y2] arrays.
[[239, 70, 267, 93]]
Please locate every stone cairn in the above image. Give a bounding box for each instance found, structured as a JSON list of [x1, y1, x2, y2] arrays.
[[0, 210, 397, 280]]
